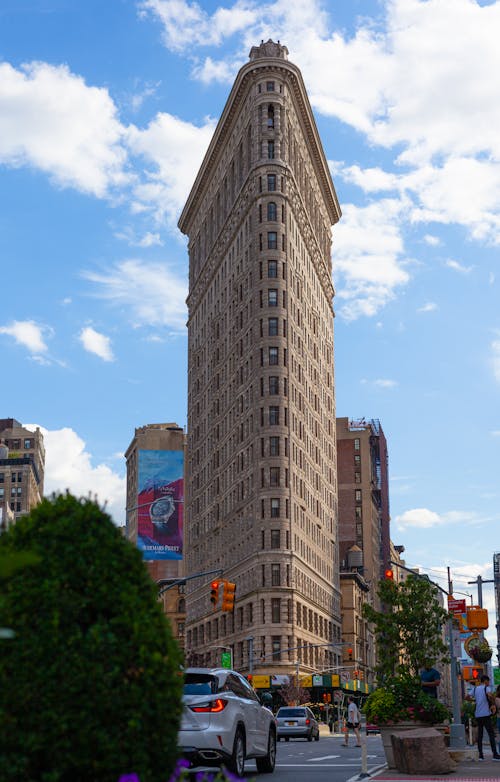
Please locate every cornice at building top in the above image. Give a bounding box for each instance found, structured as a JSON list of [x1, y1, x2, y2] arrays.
[[178, 44, 341, 237]]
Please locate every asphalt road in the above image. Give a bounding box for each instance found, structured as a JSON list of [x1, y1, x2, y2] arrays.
[[243, 732, 386, 782]]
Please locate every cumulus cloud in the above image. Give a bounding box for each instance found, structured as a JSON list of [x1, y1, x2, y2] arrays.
[[423, 235, 441, 246], [333, 199, 410, 319], [0, 319, 51, 354], [24, 424, 126, 525], [446, 259, 474, 274], [82, 259, 188, 331], [417, 302, 437, 313], [396, 507, 487, 530], [126, 111, 216, 224], [79, 326, 115, 362], [0, 61, 129, 197]]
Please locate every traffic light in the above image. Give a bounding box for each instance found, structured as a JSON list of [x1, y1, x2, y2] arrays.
[[210, 580, 220, 608], [384, 568, 394, 580], [353, 670, 359, 680], [472, 667, 480, 681], [347, 647, 353, 661], [462, 665, 483, 681], [221, 580, 236, 612], [359, 670, 364, 680], [322, 693, 327, 702]]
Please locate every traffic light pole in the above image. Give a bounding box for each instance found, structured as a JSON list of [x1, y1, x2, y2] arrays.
[[157, 568, 223, 596]]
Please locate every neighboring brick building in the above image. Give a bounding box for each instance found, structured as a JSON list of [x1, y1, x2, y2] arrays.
[[125, 423, 186, 650], [0, 418, 45, 529], [180, 40, 342, 678]]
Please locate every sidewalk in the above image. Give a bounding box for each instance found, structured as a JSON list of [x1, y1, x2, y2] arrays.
[[369, 751, 500, 781]]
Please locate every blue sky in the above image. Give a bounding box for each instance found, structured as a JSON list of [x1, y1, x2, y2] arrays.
[[1, 0, 499, 645]]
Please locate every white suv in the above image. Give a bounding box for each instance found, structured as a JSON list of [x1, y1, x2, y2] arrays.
[[179, 667, 277, 776]]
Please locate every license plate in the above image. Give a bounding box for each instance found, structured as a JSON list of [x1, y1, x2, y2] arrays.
[[286, 721, 297, 726]]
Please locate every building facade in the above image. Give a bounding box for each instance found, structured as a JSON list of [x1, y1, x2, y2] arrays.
[[180, 41, 342, 676], [337, 417, 390, 589], [125, 423, 186, 649], [0, 418, 45, 529]]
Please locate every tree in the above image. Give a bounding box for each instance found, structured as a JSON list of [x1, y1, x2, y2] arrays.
[[0, 494, 183, 782], [278, 679, 311, 706], [363, 575, 450, 682]]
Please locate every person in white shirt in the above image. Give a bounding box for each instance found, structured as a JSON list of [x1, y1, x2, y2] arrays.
[[474, 675, 500, 761], [343, 696, 361, 747]]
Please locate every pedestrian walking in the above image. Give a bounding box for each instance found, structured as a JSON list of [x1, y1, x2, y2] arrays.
[[474, 674, 500, 761], [343, 696, 361, 747]]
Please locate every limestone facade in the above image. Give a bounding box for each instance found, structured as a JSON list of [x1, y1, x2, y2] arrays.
[[180, 41, 342, 676], [0, 418, 45, 528]]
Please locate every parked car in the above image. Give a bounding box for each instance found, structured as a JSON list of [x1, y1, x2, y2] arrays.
[[179, 667, 277, 776], [275, 706, 320, 741], [366, 723, 380, 735]]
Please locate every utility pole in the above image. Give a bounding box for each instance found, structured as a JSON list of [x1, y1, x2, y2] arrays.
[[467, 574, 494, 609]]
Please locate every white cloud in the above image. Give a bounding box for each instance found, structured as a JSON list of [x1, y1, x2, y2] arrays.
[[0, 319, 51, 354], [0, 61, 129, 197], [491, 430, 500, 437], [423, 234, 441, 246], [361, 377, 398, 389], [446, 259, 474, 274], [82, 259, 188, 331], [139, 0, 257, 52], [24, 424, 126, 525], [417, 302, 437, 313], [396, 507, 488, 530], [126, 111, 216, 224], [114, 227, 164, 247], [333, 199, 410, 319], [78, 326, 115, 362]]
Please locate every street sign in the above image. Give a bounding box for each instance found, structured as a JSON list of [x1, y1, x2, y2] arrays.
[[448, 597, 466, 614], [221, 651, 232, 669]]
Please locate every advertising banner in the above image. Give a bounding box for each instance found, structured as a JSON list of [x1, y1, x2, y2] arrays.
[[137, 449, 183, 560]]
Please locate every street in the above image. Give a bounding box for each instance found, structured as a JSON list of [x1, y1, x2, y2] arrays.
[[243, 732, 386, 782]]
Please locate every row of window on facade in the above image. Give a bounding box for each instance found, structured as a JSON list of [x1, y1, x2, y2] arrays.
[[0, 472, 23, 483], [0, 487, 22, 498], [1, 439, 33, 450], [258, 201, 283, 222]]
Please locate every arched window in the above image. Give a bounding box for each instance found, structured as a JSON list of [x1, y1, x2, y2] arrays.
[[267, 202, 277, 221], [178, 597, 186, 613], [267, 105, 274, 128]]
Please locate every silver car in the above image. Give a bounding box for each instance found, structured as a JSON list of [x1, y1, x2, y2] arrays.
[[179, 667, 277, 776], [276, 706, 320, 741]]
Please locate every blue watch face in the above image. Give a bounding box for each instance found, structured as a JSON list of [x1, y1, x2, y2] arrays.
[[150, 495, 175, 532]]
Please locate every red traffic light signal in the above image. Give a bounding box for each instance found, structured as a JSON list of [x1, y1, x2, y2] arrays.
[[384, 568, 394, 580], [347, 647, 353, 661], [210, 580, 220, 608]]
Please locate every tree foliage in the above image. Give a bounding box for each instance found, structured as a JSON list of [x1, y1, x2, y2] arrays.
[[362, 575, 450, 682], [278, 679, 311, 706], [0, 494, 183, 782]]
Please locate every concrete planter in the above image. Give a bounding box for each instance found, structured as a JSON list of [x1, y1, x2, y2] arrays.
[[380, 722, 429, 767]]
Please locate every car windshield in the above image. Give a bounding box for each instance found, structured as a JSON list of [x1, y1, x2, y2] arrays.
[[277, 708, 305, 717], [183, 673, 218, 695]]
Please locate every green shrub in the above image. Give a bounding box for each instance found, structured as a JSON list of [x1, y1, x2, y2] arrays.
[[0, 494, 183, 782], [363, 676, 451, 725]]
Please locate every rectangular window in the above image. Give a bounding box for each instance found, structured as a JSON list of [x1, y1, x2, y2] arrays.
[[266, 81, 275, 92], [271, 498, 280, 517], [267, 260, 278, 278], [269, 436, 280, 456], [268, 317, 278, 336], [0, 488, 3, 498], [267, 140, 275, 159], [355, 490, 362, 502], [24, 439, 32, 449], [270, 529, 280, 549], [269, 375, 279, 393], [271, 598, 281, 622], [267, 174, 276, 191], [354, 438, 360, 451], [270, 467, 280, 486], [354, 454, 361, 465], [269, 406, 279, 425], [267, 232, 278, 249], [355, 506, 362, 518], [355, 471, 361, 484], [272, 636, 281, 660], [269, 348, 278, 365], [268, 289, 278, 306], [271, 564, 281, 586], [0, 473, 3, 483]]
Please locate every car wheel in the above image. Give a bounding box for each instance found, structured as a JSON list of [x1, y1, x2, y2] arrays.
[[315, 731, 320, 742], [227, 728, 245, 777], [256, 729, 276, 773], [307, 731, 313, 742]]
